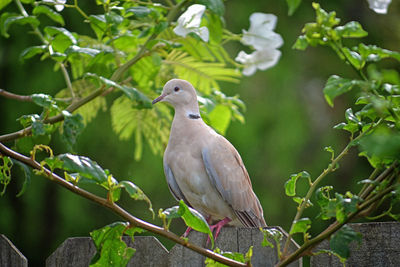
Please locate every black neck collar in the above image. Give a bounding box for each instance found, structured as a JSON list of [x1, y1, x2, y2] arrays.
[[188, 114, 201, 119]]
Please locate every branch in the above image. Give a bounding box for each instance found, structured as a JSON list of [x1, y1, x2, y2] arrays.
[[0, 142, 246, 267], [0, 89, 32, 102], [0, 85, 106, 142], [277, 167, 399, 267], [282, 133, 362, 256], [60, 63, 75, 98], [0, 0, 172, 143]]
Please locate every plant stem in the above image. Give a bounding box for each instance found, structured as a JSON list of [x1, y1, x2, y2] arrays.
[[60, 63, 75, 99], [0, 89, 32, 102], [282, 134, 359, 257], [0, 142, 246, 267], [277, 176, 398, 267]]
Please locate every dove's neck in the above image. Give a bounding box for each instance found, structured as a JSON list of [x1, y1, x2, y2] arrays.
[[174, 103, 201, 121]]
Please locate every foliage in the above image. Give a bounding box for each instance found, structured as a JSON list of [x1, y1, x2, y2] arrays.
[[277, 3, 400, 265], [0, 0, 282, 266], [1, 1, 399, 267]]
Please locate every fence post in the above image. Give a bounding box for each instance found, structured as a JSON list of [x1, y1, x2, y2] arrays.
[[0, 234, 27, 267], [169, 227, 302, 267], [311, 222, 400, 267], [45, 236, 169, 267]]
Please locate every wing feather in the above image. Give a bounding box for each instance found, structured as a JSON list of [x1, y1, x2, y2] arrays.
[[201, 137, 266, 227], [164, 163, 191, 207]]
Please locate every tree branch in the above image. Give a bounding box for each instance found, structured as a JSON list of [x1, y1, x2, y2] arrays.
[[0, 89, 32, 102], [0, 142, 246, 267], [277, 167, 399, 267]]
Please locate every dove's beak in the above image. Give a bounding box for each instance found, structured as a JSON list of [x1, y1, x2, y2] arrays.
[[152, 93, 166, 105]]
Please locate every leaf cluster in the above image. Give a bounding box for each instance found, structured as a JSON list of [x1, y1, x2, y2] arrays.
[[279, 3, 400, 265]]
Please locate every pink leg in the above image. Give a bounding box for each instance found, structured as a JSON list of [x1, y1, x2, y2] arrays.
[[184, 216, 212, 237], [183, 227, 192, 237], [206, 217, 231, 246]]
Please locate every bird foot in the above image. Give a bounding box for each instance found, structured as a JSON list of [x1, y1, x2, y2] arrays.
[[183, 227, 192, 237], [206, 217, 232, 246], [183, 215, 211, 238]]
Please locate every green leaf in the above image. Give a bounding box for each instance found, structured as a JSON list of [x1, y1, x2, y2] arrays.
[[90, 222, 136, 267], [208, 105, 231, 135], [342, 47, 362, 69], [0, 13, 40, 38], [0, 156, 13, 196], [359, 125, 400, 163], [65, 45, 101, 57], [197, 0, 225, 16], [162, 206, 182, 219], [204, 246, 245, 267], [290, 217, 311, 235], [178, 200, 214, 247], [120, 86, 152, 109], [335, 21, 368, 38], [164, 50, 240, 94], [31, 93, 57, 109], [119, 180, 154, 216], [345, 108, 361, 125], [61, 111, 84, 151], [0, 0, 12, 11], [205, 248, 245, 267], [125, 7, 152, 18], [110, 96, 171, 160], [312, 2, 340, 28], [286, 0, 301, 16], [43, 156, 64, 172], [357, 43, 400, 63], [12, 160, 32, 197], [15, 135, 51, 155], [284, 171, 311, 197], [33, 5, 65, 25], [330, 225, 361, 259], [292, 35, 308, 50], [57, 153, 108, 184], [20, 45, 47, 61], [130, 55, 161, 88], [89, 15, 107, 40], [153, 21, 168, 35], [323, 75, 363, 107], [261, 228, 283, 248], [44, 26, 77, 45], [206, 13, 223, 44]]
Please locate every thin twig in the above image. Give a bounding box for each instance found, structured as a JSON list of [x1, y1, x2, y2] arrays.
[[0, 142, 246, 267], [277, 172, 399, 267], [60, 63, 75, 99], [0, 89, 32, 102]]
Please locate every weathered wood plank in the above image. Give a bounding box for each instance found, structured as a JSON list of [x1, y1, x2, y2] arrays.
[[311, 222, 400, 267], [45, 236, 169, 267], [169, 227, 302, 267], [0, 234, 28, 267]]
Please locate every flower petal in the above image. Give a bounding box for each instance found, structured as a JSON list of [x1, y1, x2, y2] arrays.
[[367, 0, 391, 14], [241, 12, 283, 50], [173, 4, 209, 42]]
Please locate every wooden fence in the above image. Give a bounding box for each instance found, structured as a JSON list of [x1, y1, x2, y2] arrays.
[[1, 222, 399, 266]]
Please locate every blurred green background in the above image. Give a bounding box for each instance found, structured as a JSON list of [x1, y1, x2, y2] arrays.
[[1, 1, 399, 266]]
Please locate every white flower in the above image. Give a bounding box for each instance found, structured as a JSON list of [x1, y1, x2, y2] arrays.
[[173, 4, 209, 42], [367, 0, 391, 14], [43, 0, 66, 12], [235, 49, 281, 76], [241, 13, 283, 50]]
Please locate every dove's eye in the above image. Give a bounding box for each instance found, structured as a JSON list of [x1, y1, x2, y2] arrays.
[[174, 86, 180, 92]]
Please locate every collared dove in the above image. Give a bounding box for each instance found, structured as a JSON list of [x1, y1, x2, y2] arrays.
[[153, 79, 266, 238]]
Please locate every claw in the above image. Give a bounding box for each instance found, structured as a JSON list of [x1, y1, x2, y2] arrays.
[[206, 217, 231, 246]]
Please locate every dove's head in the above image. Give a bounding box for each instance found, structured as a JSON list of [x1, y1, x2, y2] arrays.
[[152, 79, 198, 109]]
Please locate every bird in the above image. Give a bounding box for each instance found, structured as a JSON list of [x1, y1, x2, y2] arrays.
[[152, 79, 266, 239]]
